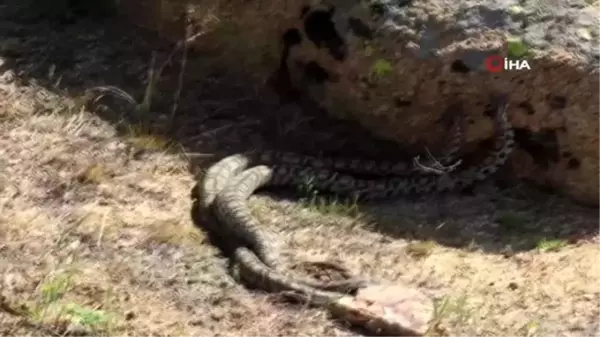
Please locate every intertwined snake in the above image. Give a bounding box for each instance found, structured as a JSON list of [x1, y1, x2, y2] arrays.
[[198, 106, 467, 292], [212, 100, 511, 261], [190, 98, 515, 335]]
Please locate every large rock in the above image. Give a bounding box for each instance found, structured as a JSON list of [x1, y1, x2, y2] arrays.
[[117, 0, 599, 206]]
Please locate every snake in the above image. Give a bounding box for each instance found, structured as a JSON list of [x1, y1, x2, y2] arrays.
[[222, 106, 468, 179], [190, 98, 514, 334], [198, 105, 472, 292], [210, 98, 514, 272]]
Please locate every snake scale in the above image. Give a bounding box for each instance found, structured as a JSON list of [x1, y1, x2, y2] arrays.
[[190, 98, 515, 334]]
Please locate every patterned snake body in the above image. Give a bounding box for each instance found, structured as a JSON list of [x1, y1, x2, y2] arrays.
[[195, 99, 515, 311], [240, 107, 467, 178], [212, 101, 514, 272]]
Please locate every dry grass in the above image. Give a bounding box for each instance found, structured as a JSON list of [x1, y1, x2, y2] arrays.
[[0, 83, 350, 336], [0, 5, 598, 336], [0, 80, 598, 336]]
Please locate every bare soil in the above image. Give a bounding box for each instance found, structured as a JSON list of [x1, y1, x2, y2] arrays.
[[0, 3, 598, 336]]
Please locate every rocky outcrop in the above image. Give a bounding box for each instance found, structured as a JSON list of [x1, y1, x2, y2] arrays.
[[117, 0, 599, 206]]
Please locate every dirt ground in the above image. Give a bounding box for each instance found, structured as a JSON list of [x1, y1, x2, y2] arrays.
[[0, 3, 599, 336]]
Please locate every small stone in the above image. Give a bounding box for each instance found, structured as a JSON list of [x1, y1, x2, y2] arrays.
[[576, 28, 592, 41], [125, 311, 136, 320], [332, 283, 434, 336]]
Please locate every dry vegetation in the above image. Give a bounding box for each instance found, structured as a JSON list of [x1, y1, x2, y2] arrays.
[[0, 1, 599, 336]]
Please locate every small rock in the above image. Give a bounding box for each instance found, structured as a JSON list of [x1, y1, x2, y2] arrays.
[[332, 283, 434, 336], [125, 310, 136, 320]]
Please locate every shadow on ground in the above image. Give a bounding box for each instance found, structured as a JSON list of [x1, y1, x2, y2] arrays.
[[0, 2, 597, 257]]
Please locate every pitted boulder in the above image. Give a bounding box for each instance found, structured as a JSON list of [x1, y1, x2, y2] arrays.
[[118, 0, 599, 205]]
